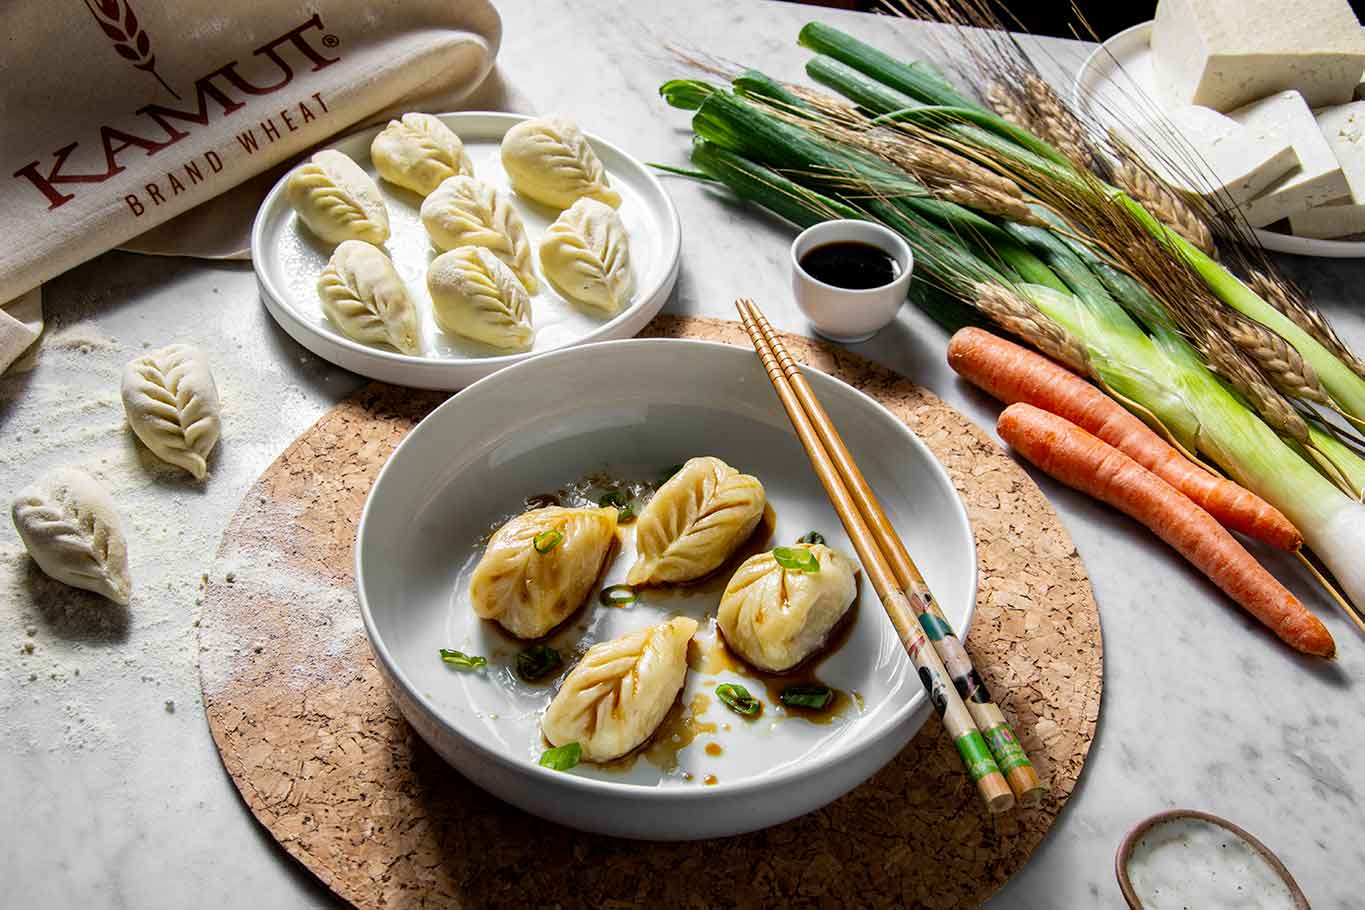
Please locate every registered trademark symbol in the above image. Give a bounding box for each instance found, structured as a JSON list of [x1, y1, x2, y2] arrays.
[[322, 34, 340, 48]]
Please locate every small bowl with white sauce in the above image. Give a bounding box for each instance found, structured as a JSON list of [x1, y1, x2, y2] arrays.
[[790, 220, 913, 343]]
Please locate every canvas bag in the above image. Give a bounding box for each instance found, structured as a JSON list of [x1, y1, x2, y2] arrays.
[[0, 0, 503, 317]]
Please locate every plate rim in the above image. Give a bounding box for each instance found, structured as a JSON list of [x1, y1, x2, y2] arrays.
[[354, 336, 979, 800], [250, 111, 684, 386]]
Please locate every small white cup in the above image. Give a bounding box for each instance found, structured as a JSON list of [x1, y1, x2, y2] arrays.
[[790, 220, 914, 343]]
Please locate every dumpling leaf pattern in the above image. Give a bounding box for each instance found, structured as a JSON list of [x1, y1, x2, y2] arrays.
[[541, 616, 697, 762], [427, 246, 534, 351], [11, 468, 132, 604], [317, 241, 422, 356], [539, 198, 634, 315], [370, 112, 474, 197], [627, 456, 766, 586], [121, 343, 222, 480], [500, 116, 622, 210], [286, 149, 390, 245], [420, 176, 539, 292]]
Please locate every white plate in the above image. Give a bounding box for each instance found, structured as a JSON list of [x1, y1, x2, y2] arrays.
[[355, 338, 977, 840], [1073, 22, 1365, 259], [251, 112, 682, 389]]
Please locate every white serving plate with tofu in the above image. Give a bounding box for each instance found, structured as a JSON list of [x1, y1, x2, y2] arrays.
[[1074, 22, 1365, 258], [252, 112, 682, 389]]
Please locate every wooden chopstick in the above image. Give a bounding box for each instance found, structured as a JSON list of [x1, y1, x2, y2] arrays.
[[741, 302, 1046, 807], [735, 299, 1016, 814]]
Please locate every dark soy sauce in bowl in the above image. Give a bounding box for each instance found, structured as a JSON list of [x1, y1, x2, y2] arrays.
[[798, 241, 900, 290]]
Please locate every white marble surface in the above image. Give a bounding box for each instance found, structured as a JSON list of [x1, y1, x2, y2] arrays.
[[3, 1, 1363, 907]]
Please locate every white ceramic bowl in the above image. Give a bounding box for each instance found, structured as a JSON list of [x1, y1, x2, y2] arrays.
[[355, 338, 976, 840], [791, 220, 914, 343]]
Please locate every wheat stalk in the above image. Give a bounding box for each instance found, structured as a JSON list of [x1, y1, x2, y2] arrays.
[[1018, 76, 1098, 171], [1246, 270, 1365, 382], [972, 283, 1093, 375], [1202, 304, 1334, 407], [1110, 159, 1217, 256]]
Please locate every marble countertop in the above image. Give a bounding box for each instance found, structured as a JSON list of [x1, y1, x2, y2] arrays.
[[3, 1, 1362, 907]]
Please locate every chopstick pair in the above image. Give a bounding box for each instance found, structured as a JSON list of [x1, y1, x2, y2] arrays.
[[736, 299, 1044, 813]]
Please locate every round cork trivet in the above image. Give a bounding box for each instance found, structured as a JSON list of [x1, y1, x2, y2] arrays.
[[200, 315, 1101, 910]]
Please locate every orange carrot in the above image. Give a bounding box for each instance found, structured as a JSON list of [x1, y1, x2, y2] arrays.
[[948, 327, 1302, 552], [998, 403, 1334, 658]]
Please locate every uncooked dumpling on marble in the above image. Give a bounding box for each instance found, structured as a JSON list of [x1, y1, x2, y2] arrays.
[[121, 343, 222, 480], [370, 112, 474, 196], [539, 198, 634, 315], [718, 543, 859, 673], [469, 506, 619, 639], [500, 116, 621, 210], [627, 456, 766, 586], [427, 246, 534, 351], [317, 241, 422, 356], [541, 616, 697, 762], [285, 149, 389, 245], [11, 468, 132, 604], [420, 176, 539, 292]]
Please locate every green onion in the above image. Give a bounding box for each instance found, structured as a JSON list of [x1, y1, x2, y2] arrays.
[[716, 683, 762, 717], [780, 685, 834, 710], [772, 546, 820, 573], [539, 742, 581, 771], [599, 584, 638, 606], [438, 649, 486, 670], [598, 490, 635, 523], [515, 645, 562, 681], [532, 529, 562, 553], [797, 22, 975, 108], [798, 531, 825, 545], [659, 79, 716, 111]]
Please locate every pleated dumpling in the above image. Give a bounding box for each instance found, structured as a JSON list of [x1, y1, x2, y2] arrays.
[[12, 468, 132, 605], [427, 246, 533, 351], [121, 344, 222, 480], [318, 241, 422, 355], [627, 456, 766, 586], [420, 176, 539, 292], [539, 199, 634, 315], [717, 543, 859, 673], [469, 506, 618, 639], [500, 116, 621, 210], [286, 149, 389, 245], [370, 112, 474, 196], [541, 616, 697, 762]]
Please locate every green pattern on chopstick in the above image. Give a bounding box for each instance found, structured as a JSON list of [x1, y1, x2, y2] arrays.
[[954, 730, 1000, 782], [984, 723, 1032, 773]]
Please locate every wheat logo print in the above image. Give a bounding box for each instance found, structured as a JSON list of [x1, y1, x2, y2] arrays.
[[82, 0, 180, 99]]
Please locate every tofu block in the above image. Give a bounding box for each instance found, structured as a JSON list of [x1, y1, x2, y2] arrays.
[[1233, 92, 1350, 226], [1119, 105, 1299, 207], [1288, 197, 1365, 238], [1316, 101, 1365, 203], [1152, 0, 1365, 112]]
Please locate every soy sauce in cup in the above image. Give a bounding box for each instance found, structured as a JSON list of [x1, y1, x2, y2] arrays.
[[798, 241, 900, 290]]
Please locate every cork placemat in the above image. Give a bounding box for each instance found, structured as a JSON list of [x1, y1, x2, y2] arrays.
[[199, 315, 1101, 909]]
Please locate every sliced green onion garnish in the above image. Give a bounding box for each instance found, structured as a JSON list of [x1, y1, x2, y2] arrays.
[[599, 584, 638, 606], [532, 529, 563, 553], [598, 491, 636, 523], [780, 685, 834, 710], [438, 649, 487, 670], [515, 645, 562, 681], [772, 546, 820, 573], [715, 683, 761, 717], [798, 531, 826, 545], [539, 742, 582, 771]]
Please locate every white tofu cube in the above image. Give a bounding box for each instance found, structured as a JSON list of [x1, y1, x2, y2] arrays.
[[1152, 0, 1365, 112], [1288, 197, 1365, 237], [1232, 92, 1350, 226], [1316, 102, 1365, 203]]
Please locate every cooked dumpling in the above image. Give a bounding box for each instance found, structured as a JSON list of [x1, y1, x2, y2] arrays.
[[427, 246, 534, 351], [318, 241, 422, 355], [717, 543, 859, 672], [500, 116, 621, 210], [541, 616, 697, 762], [420, 175, 539, 292], [12, 468, 132, 605], [370, 112, 474, 196], [121, 344, 222, 480], [627, 456, 766, 586], [539, 198, 634, 315], [469, 506, 618, 638], [286, 149, 389, 245]]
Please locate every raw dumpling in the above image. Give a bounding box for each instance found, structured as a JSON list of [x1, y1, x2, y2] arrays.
[[539, 198, 634, 315], [370, 112, 474, 196], [286, 149, 389, 245], [627, 456, 766, 586], [717, 543, 859, 672], [420, 176, 539, 292], [121, 343, 222, 480], [541, 616, 697, 762], [318, 241, 422, 355], [427, 246, 534, 351], [11, 468, 132, 604], [469, 506, 618, 638], [500, 116, 621, 210]]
